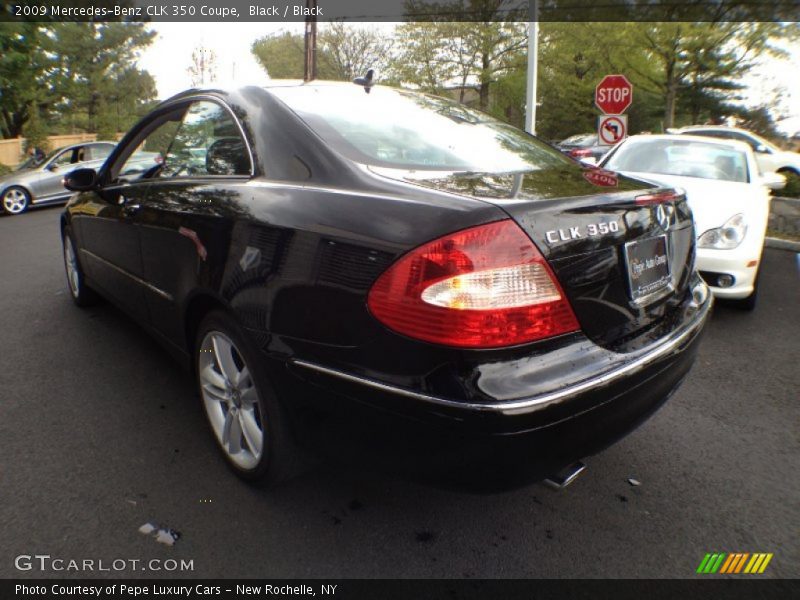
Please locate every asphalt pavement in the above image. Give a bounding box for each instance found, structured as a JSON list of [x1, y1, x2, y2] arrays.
[[1, 205, 798, 579]]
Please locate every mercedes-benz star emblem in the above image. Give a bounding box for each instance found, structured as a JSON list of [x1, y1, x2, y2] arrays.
[[656, 203, 674, 231]]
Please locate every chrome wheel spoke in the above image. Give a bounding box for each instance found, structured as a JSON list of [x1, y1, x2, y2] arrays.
[[239, 408, 263, 456], [200, 363, 227, 393], [212, 335, 239, 383]]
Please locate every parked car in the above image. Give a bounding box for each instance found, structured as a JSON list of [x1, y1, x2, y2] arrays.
[[60, 83, 711, 485], [0, 142, 115, 215], [601, 134, 784, 309], [671, 125, 800, 179], [0, 141, 161, 215], [556, 133, 612, 162]]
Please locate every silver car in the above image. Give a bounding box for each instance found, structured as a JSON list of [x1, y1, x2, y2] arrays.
[[0, 142, 118, 215]]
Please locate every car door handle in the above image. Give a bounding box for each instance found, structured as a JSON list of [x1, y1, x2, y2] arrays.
[[123, 203, 141, 217]]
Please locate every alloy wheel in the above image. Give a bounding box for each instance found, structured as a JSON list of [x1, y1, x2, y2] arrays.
[[64, 236, 80, 298], [198, 331, 264, 470], [2, 188, 28, 214]]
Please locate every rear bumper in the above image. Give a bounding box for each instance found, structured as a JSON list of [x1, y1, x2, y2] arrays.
[[288, 283, 710, 431], [267, 282, 711, 483]]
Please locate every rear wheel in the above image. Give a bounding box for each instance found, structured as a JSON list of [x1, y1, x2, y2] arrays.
[[62, 228, 99, 307], [2, 186, 30, 215], [195, 311, 301, 485]]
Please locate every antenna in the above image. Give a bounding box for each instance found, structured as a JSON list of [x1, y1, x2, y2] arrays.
[[353, 69, 375, 94]]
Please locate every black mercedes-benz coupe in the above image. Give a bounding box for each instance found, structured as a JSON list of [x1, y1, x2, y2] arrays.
[[61, 81, 711, 486]]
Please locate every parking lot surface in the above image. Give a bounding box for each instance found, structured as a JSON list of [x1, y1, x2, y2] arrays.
[[1, 206, 798, 579]]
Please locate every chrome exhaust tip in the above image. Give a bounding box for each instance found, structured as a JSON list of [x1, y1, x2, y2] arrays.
[[543, 461, 587, 490]]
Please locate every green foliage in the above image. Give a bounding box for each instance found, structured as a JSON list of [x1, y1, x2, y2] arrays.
[[0, 23, 156, 140], [0, 163, 11, 176], [252, 24, 392, 82], [251, 31, 309, 79]]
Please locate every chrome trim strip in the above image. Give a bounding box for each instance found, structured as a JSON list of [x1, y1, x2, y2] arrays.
[[291, 296, 711, 416], [80, 249, 173, 301]]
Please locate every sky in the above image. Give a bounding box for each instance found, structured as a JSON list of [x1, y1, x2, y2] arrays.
[[137, 22, 800, 136]]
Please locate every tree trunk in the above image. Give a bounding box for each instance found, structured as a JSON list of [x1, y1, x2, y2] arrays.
[[479, 52, 490, 110], [479, 82, 490, 110], [663, 60, 678, 129]]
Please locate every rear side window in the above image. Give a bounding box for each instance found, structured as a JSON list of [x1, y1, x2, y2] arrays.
[[271, 86, 570, 173], [88, 144, 114, 161], [161, 101, 251, 178]]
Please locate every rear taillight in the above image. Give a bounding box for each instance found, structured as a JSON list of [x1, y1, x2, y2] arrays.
[[569, 148, 593, 157], [367, 220, 580, 348]]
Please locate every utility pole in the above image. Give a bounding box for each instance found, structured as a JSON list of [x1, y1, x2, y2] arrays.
[[303, 0, 318, 82], [524, 0, 539, 134]]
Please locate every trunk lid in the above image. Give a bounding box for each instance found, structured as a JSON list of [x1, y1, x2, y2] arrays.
[[375, 166, 696, 352]]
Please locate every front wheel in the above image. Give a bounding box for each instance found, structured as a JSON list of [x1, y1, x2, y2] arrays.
[[2, 186, 30, 215], [195, 311, 302, 485]]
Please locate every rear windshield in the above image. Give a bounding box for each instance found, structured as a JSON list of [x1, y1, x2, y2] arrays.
[[270, 85, 571, 173], [605, 138, 750, 183]]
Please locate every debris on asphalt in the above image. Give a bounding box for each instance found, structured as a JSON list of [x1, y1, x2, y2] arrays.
[[138, 522, 181, 546], [155, 529, 181, 546], [628, 478, 641, 486], [138, 523, 155, 535]]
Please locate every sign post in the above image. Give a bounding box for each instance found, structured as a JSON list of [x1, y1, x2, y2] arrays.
[[595, 74, 633, 147]]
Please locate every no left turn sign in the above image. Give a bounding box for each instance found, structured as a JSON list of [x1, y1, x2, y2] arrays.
[[598, 114, 628, 146]]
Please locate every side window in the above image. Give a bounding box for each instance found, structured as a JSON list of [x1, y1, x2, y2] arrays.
[[88, 144, 113, 161], [161, 101, 251, 178], [51, 149, 76, 168], [116, 116, 183, 183]]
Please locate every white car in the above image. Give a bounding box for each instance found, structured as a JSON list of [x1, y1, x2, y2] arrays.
[[600, 134, 785, 309], [671, 125, 800, 180]]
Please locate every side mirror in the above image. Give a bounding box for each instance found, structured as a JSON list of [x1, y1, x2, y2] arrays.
[[760, 171, 786, 191], [64, 168, 98, 192], [46, 163, 58, 172], [755, 144, 769, 154]]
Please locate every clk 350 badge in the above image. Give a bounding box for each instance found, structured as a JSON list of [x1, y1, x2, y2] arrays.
[[545, 221, 621, 243]]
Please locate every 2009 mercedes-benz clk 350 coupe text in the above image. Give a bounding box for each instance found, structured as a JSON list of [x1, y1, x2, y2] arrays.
[[61, 82, 711, 486]]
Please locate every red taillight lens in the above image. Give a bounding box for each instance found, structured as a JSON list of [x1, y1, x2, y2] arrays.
[[367, 220, 580, 348], [569, 148, 593, 157]]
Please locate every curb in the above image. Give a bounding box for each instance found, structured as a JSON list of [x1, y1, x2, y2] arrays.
[[765, 237, 800, 252]]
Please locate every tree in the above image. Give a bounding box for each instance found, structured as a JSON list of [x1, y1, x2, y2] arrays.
[[188, 45, 218, 87], [251, 31, 307, 79], [392, 3, 527, 110], [0, 23, 49, 139], [45, 23, 156, 134], [317, 22, 394, 81], [252, 24, 392, 82], [588, 22, 799, 129]]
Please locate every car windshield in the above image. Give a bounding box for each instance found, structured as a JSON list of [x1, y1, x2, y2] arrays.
[[604, 138, 750, 183], [15, 148, 60, 171], [270, 85, 571, 173]]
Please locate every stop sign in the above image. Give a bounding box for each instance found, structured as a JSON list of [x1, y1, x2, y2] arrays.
[[595, 74, 633, 114]]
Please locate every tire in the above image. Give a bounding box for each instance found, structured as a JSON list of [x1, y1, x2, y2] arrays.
[[195, 310, 302, 485], [62, 227, 100, 307], [1, 186, 31, 215], [729, 271, 759, 311]]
